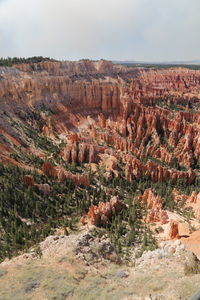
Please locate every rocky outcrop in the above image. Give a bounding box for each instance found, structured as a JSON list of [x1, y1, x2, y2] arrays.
[[138, 189, 192, 239], [14, 59, 126, 76], [167, 220, 179, 239], [98, 153, 119, 178], [81, 196, 126, 226], [42, 161, 58, 177], [42, 161, 89, 186], [187, 191, 200, 204], [185, 192, 200, 219], [23, 175, 35, 186], [124, 154, 195, 184], [173, 189, 200, 218], [62, 143, 100, 164], [23, 175, 51, 194], [138, 189, 168, 224]]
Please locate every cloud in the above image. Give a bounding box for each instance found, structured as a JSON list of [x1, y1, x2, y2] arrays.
[[0, 0, 199, 61]]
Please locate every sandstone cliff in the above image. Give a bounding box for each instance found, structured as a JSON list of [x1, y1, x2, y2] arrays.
[[0, 61, 199, 186]]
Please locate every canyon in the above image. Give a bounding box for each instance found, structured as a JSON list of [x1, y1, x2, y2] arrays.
[[1, 60, 199, 176], [0, 59, 200, 299]]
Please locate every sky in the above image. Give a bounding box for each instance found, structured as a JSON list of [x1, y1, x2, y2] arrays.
[[0, 0, 199, 62]]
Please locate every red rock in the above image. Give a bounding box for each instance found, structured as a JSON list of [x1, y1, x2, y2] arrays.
[[78, 143, 87, 164], [167, 220, 179, 239], [71, 145, 77, 164], [139, 188, 162, 209], [173, 189, 200, 218], [89, 145, 95, 163], [138, 189, 168, 224], [86, 196, 126, 226], [23, 175, 35, 186], [145, 208, 168, 225], [80, 216, 88, 226], [88, 206, 101, 225], [42, 161, 58, 177], [42, 162, 89, 186], [68, 133, 78, 143], [98, 113, 106, 128], [23, 175, 50, 194], [0, 61, 199, 226]]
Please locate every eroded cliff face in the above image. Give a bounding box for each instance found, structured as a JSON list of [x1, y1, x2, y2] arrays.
[[1, 59, 200, 266], [0, 60, 199, 187]]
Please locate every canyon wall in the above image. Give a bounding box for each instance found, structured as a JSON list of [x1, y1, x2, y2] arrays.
[[0, 60, 199, 184]]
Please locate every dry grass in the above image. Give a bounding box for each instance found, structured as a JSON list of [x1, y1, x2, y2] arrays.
[[0, 249, 200, 300]]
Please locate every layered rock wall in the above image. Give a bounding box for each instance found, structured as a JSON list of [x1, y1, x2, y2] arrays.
[[0, 61, 199, 185]]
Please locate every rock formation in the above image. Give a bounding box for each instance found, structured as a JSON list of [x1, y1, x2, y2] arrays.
[[23, 175, 51, 194], [138, 189, 168, 224], [0, 61, 199, 186], [167, 221, 179, 239], [82, 196, 126, 226], [0, 60, 199, 233], [173, 189, 200, 218], [23, 175, 35, 186], [42, 161, 89, 186]]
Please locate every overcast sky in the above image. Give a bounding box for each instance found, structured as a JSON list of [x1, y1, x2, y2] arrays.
[[0, 0, 199, 61]]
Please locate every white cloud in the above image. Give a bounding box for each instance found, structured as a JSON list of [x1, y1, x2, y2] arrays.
[[0, 0, 199, 61]]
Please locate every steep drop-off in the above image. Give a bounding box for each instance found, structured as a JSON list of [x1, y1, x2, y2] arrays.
[[0, 60, 200, 263], [0, 60, 199, 178]]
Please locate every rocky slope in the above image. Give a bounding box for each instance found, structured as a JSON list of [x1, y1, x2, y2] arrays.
[[1, 226, 200, 300]]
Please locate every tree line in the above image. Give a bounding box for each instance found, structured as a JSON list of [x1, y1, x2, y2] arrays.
[[0, 56, 56, 67]]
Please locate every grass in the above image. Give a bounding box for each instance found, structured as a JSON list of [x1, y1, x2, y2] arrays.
[[1, 248, 200, 300]]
